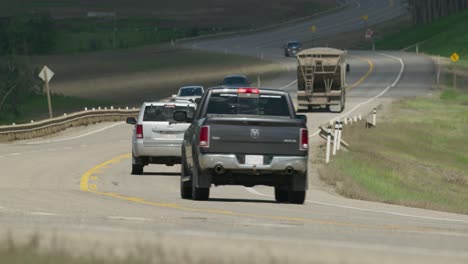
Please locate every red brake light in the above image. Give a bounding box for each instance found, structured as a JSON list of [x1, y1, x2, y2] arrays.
[[300, 128, 308, 150], [136, 124, 143, 139], [237, 88, 259, 94], [199, 126, 210, 148]]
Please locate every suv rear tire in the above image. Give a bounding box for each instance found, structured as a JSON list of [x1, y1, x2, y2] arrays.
[[275, 187, 289, 203], [132, 164, 143, 175], [289, 190, 306, 204]]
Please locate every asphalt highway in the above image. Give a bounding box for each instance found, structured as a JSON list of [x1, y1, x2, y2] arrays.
[[1, 0, 467, 263]]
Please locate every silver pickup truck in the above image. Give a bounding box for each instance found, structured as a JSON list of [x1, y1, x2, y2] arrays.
[[173, 87, 308, 204]]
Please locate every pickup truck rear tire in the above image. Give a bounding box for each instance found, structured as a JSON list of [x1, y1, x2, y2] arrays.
[[180, 152, 192, 199], [132, 164, 143, 175], [275, 188, 289, 203], [192, 164, 210, 201], [289, 191, 306, 204]]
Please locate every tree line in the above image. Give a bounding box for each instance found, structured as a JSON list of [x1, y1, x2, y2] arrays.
[[0, 15, 54, 121], [405, 0, 468, 24]]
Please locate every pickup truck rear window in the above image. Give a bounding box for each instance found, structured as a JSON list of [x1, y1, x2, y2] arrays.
[[206, 93, 290, 117], [143, 105, 195, 122]]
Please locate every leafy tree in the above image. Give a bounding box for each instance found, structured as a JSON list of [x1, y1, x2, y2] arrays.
[[405, 0, 468, 24]]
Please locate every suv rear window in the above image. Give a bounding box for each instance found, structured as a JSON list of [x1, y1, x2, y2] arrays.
[[143, 105, 195, 122], [206, 93, 290, 117]]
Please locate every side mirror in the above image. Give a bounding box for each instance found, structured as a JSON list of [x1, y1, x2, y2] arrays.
[[126, 117, 137, 125], [346, 64, 350, 73], [194, 98, 201, 104], [296, 114, 307, 123], [173, 111, 188, 123]]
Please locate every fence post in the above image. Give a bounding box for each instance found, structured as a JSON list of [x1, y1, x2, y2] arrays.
[[337, 121, 343, 151], [332, 121, 338, 156], [373, 108, 377, 126], [326, 125, 332, 164]]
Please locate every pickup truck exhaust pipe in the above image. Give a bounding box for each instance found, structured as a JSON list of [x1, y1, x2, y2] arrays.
[[285, 167, 295, 175], [214, 165, 225, 175]]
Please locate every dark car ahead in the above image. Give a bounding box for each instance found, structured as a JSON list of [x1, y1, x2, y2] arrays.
[[174, 87, 308, 204], [221, 75, 251, 88], [284, 41, 302, 57]]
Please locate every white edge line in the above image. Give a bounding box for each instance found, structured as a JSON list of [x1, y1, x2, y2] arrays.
[[24, 122, 124, 145], [244, 188, 468, 224], [107, 216, 152, 221], [278, 80, 297, 90], [310, 53, 405, 137], [30, 212, 58, 216]]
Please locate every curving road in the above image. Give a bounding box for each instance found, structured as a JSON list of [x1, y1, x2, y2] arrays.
[[1, 0, 468, 263]]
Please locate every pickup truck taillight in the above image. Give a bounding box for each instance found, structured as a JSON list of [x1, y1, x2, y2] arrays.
[[136, 124, 143, 139], [199, 126, 210, 148], [300, 128, 308, 150]]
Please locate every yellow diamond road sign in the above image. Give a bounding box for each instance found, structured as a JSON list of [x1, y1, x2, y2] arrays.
[[311, 25, 316, 33], [362, 15, 369, 21], [451, 52, 460, 63]]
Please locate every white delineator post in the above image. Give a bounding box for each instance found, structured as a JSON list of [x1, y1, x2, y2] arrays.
[[337, 121, 343, 151], [373, 108, 377, 126], [326, 125, 332, 164], [332, 121, 339, 156]]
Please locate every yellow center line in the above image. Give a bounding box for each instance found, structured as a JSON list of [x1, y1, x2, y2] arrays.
[[79, 153, 461, 234], [348, 55, 374, 90]]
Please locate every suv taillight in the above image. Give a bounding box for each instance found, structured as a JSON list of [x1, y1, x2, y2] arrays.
[[136, 124, 143, 139], [199, 126, 210, 148], [300, 128, 308, 150]]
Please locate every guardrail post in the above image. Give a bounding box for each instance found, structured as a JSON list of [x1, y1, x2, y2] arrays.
[[63, 113, 67, 116], [12, 123, 15, 126], [111, 106, 114, 110], [104, 107, 107, 110], [126, 106, 129, 110], [358, 114, 362, 121], [337, 121, 343, 151], [344, 118, 348, 125], [92, 107, 95, 111], [354, 116, 358, 122], [332, 121, 338, 156], [326, 125, 332, 163], [84, 107, 88, 111], [98, 106, 101, 110], [373, 108, 377, 126], [31, 120, 34, 124]]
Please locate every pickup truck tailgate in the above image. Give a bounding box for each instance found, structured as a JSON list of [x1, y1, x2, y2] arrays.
[[203, 117, 306, 156]]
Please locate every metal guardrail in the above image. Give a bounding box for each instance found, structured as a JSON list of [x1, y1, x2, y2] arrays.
[[0, 108, 139, 142]]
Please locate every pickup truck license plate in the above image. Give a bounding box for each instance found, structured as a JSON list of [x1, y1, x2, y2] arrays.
[[245, 155, 263, 165]]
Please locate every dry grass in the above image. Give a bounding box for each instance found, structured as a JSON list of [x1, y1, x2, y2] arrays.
[[319, 82, 468, 214], [0, 234, 294, 264]]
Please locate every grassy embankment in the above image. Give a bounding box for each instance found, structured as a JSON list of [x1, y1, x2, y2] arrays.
[[320, 12, 468, 214]]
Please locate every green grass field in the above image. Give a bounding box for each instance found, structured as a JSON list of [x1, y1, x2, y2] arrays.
[[0, 94, 112, 125], [320, 85, 468, 214], [376, 10, 468, 58]]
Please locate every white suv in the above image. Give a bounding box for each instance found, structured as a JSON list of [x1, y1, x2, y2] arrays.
[[126, 101, 196, 175]]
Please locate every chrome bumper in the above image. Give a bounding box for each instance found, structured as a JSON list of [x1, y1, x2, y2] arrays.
[[198, 154, 307, 173], [133, 141, 182, 157]]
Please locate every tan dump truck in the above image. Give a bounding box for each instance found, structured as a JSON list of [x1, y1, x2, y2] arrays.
[[296, 47, 348, 112]]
